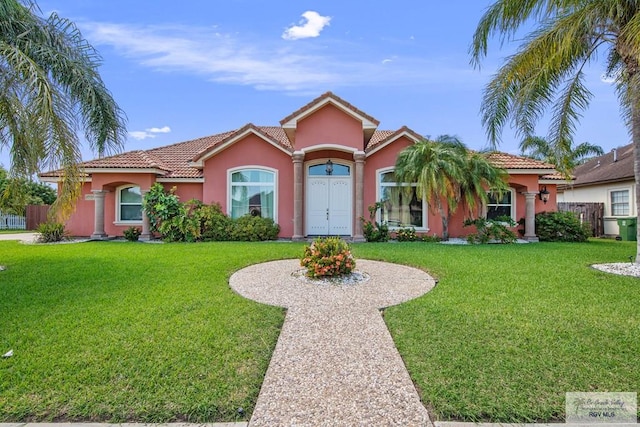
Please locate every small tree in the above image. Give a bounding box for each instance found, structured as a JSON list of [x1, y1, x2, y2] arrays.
[[394, 136, 508, 240]]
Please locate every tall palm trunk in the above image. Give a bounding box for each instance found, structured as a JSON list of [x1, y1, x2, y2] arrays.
[[436, 198, 449, 240], [632, 94, 640, 262]]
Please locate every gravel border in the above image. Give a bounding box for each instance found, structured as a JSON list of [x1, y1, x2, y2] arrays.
[[230, 259, 437, 426]]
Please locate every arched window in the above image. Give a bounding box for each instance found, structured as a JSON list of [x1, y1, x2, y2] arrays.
[[229, 169, 276, 220], [117, 186, 142, 222]]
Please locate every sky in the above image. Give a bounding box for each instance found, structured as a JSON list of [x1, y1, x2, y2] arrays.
[[8, 1, 633, 169]]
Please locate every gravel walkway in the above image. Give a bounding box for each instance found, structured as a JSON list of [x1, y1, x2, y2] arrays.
[[229, 259, 437, 427]]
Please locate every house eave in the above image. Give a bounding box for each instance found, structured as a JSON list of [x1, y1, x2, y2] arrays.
[[557, 176, 634, 191], [84, 167, 168, 175], [505, 168, 557, 175], [156, 177, 204, 183], [39, 176, 92, 183]]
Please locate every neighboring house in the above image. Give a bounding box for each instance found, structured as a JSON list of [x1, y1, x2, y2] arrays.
[[557, 142, 635, 237], [40, 92, 557, 240]]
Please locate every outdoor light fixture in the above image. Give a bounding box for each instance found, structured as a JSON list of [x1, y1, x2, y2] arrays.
[[539, 186, 550, 204], [325, 159, 333, 175]]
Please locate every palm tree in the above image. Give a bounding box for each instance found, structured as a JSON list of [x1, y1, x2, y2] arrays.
[[394, 135, 508, 240], [520, 136, 604, 175], [471, 1, 640, 259], [1, 0, 126, 218]]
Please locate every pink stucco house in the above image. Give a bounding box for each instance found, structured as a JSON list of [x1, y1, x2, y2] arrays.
[[41, 92, 558, 241]]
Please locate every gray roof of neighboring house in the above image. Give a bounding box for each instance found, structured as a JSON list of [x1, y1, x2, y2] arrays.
[[568, 142, 634, 187]]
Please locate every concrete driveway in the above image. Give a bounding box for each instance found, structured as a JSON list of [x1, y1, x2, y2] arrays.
[[0, 232, 37, 243]]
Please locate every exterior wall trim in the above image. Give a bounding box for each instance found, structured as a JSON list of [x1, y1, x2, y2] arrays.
[[366, 131, 421, 156]]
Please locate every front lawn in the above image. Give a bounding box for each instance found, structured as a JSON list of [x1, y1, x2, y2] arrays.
[[0, 239, 638, 423], [0, 241, 301, 423], [354, 240, 640, 423]]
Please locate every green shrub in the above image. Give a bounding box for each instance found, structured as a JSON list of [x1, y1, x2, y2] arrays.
[[36, 222, 67, 243], [421, 234, 442, 243], [396, 227, 417, 242], [361, 202, 390, 242], [300, 237, 355, 278], [230, 215, 280, 241], [534, 211, 591, 242], [143, 183, 182, 233], [464, 217, 517, 244], [142, 185, 280, 242], [199, 203, 233, 241], [123, 226, 142, 241]]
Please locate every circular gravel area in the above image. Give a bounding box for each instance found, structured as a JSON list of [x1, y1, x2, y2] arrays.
[[591, 262, 640, 277], [230, 258, 436, 309]]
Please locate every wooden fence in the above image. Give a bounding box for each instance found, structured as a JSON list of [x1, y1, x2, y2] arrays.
[[26, 205, 51, 230], [558, 202, 605, 237], [0, 212, 26, 229]]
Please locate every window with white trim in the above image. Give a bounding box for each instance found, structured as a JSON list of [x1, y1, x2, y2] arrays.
[[486, 189, 514, 221], [118, 186, 142, 222], [230, 169, 276, 220], [379, 171, 425, 228], [611, 190, 630, 216]]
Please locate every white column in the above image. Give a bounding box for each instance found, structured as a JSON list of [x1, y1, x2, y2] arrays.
[[523, 192, 539, 242], [292, 151, 305, 240], [90, 190, 108, 239], [353, 151, 366, 242], [139, 189, 152, 241]]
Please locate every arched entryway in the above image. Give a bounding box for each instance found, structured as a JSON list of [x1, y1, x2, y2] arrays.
[[305, 161, 353, 236]]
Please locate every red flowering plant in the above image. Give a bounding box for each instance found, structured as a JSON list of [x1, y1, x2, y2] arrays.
[[300, 237, 356, 278]]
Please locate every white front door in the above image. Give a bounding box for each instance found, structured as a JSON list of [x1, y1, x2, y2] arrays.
[[306, 164, 352, 236]]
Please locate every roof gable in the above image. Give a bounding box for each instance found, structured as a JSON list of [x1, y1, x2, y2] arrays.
[[280, 91, 380, 145], [365, 126, 423, 155], [190, 124, 293, 167]]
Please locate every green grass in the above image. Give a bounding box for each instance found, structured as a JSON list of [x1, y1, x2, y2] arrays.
[[1, 239, 638, 423], [0, 241, 302, 423], [352, 240, 640, 423], [0, 230, 30, 234]]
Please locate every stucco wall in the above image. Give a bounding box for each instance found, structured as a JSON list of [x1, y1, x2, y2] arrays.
[[202, 134, 294, 237], [295, 104, 364, 152]]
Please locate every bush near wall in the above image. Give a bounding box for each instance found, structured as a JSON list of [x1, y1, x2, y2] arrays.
[[534, 211, 591, 242], [142, 183, 279, 242]]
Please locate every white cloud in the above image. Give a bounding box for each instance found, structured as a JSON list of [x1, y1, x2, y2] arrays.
[[146, 126, 171, 133], [129, 125, 171, 140], [382, 59, 393, 65], [282, 11, 331, 41], [81, 22, 482, 94], [129, 131, 155, 140], [600, 73, 618, 84]]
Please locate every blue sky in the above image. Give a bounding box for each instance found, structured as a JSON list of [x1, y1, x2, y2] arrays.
[[19, 1, 632, 167]]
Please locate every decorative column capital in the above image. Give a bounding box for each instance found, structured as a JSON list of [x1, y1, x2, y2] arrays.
[[353, 151, 366, 162], [292, 151, 305, 163], [91, 189, 108, 197]]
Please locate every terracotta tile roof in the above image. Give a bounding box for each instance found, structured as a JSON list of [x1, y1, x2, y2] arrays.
[[40, 126, 293, 180], [541, 172, 572, 181], [486, 152, 556, 170], [192, 124, 293, 162], [365, 126, 423, 153], [280, 91, 380, 126], [81, 150, 171, 171], [567, 142, 633, 187]]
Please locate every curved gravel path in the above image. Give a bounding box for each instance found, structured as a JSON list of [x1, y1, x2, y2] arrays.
[[230, 259, 437, 427]]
